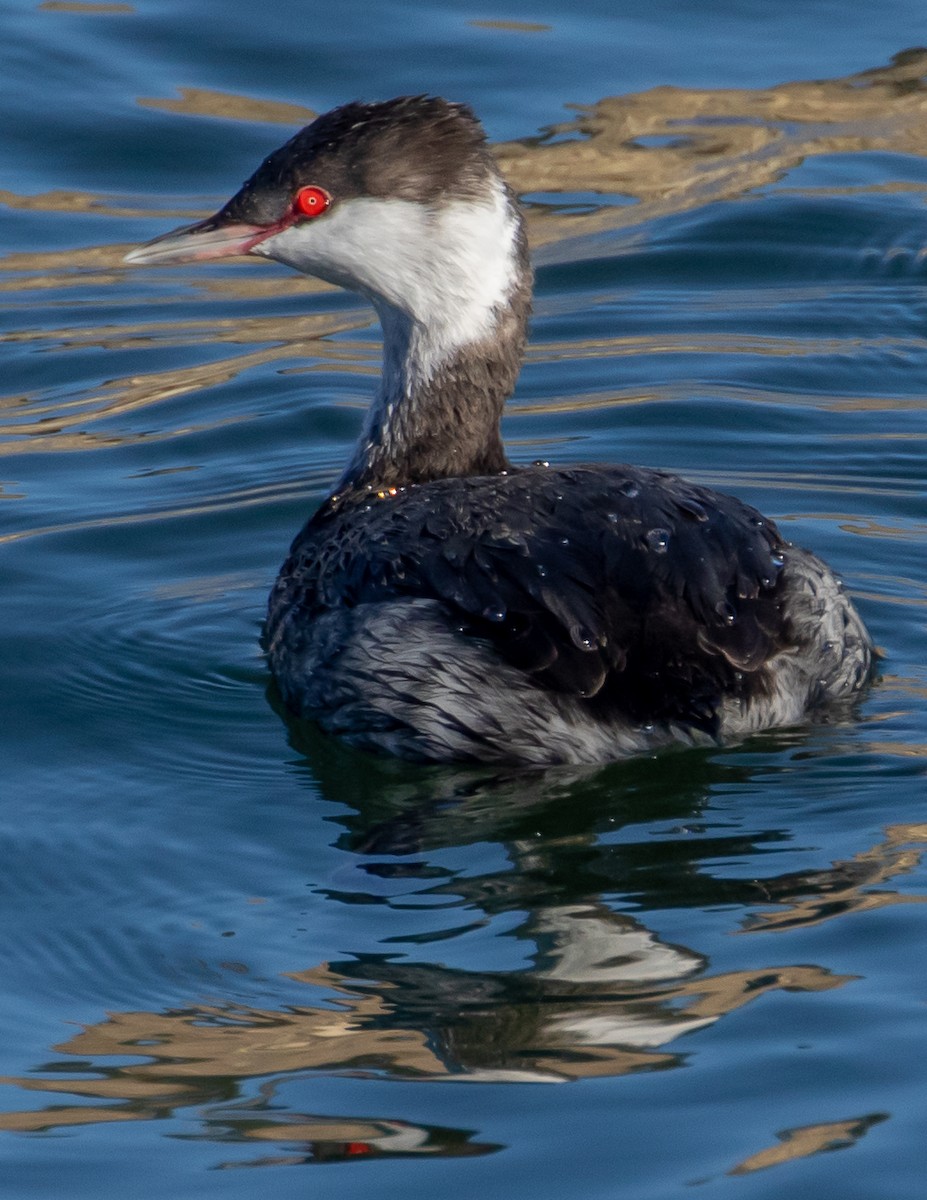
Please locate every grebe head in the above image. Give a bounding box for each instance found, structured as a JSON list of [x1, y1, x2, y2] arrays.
[[127, 96, 532, 488], [126, 97, 527, 344]]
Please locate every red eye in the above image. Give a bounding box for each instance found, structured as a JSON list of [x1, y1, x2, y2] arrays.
[[294, 186, 332, 218]]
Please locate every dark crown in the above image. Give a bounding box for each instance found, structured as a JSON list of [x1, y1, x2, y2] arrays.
[[222, 96, 500, 227]]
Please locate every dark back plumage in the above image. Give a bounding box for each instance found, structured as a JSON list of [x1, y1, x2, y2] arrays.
[[267, 463, 792, 736]]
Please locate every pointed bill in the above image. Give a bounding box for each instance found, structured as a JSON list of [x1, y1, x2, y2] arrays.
[[124, 217, 274, 266]]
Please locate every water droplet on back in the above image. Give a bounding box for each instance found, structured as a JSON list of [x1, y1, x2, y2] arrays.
[[572, 625, 597, 650], [645, 527, 670, 553], [715, 599, 737, 625]]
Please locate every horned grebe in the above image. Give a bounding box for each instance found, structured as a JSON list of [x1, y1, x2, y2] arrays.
[[126, 96, 873, 764]]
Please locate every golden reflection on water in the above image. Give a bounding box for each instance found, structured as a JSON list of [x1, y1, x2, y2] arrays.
[[743, 822, 927, 932], [0, 311, 370, 458], [1, 309, 365, 357], [498, 47, 927, 245], [0, 191, 194, 219], [729, 1112, 887, 1175], [528, 334, 927, 365], [2, 48, 927, 463], [1, 819, 924, 1160], [37, 1, 133, 12], [137, 88, 315, 125], [838, 516, 927, 541], [469, 19, 551, 33], [0, 957, 850, 1134]]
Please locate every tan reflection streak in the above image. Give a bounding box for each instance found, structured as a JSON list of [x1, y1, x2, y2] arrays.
[[668, 965, 847, 1019], [138, 88, 316, 126], [0, 310, 369, 360], [0, 312, 370, 455], [730, 1112, 885, 1174], [4, 246, 141, 272], [0, 191, 192, 219], [527, 333, 927, 369], [0, 316, 914, 451], [777, 181, 927, 199], [198, 274, 333, 300], [508, 384, 927, 427], [0, 1107, 140, 1134], [494, 48, 927, 248], [878, 673, 927, 698], [0, 248, 337, 297], [39, 1, 133, 11], [855, 590, 927, 609], [746, 823, 927, 933], [0, 347, 278, 449], [866, 742, 927, 756], [0, 424, 232, 460], [0, 955, 850, 1139], [0, 270, 122, 295], [469, 19, 551, 32], [0, 243, 150, 296], [839, 516, 927, 540]]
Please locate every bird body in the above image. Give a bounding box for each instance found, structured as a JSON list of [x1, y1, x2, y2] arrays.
[[127, 96, 873, 764]]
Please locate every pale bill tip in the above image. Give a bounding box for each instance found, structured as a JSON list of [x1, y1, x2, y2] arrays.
[[123, 221, 267, 267], [123, 243, 169, 266]]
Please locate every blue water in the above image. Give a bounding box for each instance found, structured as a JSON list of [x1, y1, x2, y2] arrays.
[[3, 2, 927, 1197]]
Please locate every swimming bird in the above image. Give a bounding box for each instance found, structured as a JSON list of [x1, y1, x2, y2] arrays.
[[125, 95, 873, 764]]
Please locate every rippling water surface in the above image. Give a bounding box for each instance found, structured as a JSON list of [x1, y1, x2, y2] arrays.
[[3, 2, 927, 1197]]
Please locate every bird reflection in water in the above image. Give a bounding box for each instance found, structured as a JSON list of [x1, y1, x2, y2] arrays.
[[1, 746, 923, 1170]]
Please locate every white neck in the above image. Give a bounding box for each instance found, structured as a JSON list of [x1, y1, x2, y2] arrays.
[[257, 178, 529, 490]]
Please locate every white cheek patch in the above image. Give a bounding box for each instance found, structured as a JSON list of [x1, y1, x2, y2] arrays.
[[259, 183, 520, 368]]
